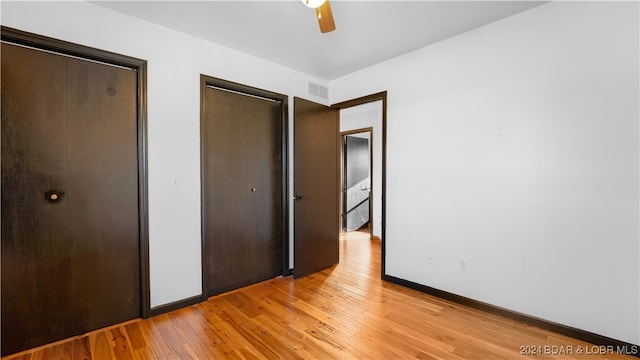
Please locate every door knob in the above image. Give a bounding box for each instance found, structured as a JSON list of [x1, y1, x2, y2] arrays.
[[251, 187, 257, 192], [44, 190, 64, 203], [293, 195, 304, 201]]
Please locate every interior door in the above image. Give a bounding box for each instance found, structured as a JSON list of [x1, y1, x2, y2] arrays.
[[344, 135, 371, 231], [293, 97, 339, 278], [1, 43, 140, 355], [203, 86, 283, 296]]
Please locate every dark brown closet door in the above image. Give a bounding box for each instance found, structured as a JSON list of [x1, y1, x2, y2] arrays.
[[1, 43, 140, 355], [203, 86, 282, 296]]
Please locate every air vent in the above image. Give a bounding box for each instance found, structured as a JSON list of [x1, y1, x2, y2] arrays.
[[308, 81, 329, 100]]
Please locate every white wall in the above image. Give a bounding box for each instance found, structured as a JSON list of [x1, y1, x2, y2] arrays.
[[1, 1, 328, 308], [340, 101, 383, 239], [331, 1, 639, 345]]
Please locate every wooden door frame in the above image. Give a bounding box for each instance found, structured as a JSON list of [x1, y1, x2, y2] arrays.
[[332, 91, 387, 276], [340, 128, 373, 234], [0, 26, 151, 317], [199, 75, 289, 300]]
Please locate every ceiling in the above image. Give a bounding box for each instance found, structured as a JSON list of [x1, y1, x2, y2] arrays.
[[92, 1, 546, 81]]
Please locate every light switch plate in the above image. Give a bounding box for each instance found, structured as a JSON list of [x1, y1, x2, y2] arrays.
[[170, 176, 180, 190]]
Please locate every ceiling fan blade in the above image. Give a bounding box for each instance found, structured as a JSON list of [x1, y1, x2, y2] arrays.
[[315, 0, 336, 33]]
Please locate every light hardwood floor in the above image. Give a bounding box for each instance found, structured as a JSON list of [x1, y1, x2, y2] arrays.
[[3, 230, 635, 359]]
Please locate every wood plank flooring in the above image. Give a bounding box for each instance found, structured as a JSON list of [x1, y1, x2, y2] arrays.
[[3, 230, 635, 359]]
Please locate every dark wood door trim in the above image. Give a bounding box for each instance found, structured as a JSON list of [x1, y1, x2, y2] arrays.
[[340, 128, 373, 234], [200, 75, 289, 301], [333, 92, 387, 277], [1, 26, 151, 318]]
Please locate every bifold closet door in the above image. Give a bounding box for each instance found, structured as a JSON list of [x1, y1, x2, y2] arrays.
[[203, 86, 282, 296], [1, 43, 140, 355]]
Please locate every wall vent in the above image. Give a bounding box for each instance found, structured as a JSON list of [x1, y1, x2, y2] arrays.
[[308, 81, 329, 100]]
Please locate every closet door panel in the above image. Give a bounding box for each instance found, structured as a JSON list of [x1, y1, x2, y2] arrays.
[[203, 85, 283, 296], [65, 57, 140, 328], [245, 98, 283, 281], [1, 43, 70, 354], [204, 87, 250, 295]]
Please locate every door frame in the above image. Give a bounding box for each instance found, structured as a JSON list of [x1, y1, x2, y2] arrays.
[[332, 91, 387, 276], [199, 75, 289, 300], [0, 26, 151, 317], [340, 128, 373, 234]]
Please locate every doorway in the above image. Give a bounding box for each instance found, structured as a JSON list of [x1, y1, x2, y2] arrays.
[[341, 129, 373, 234], [338, 99, 384, 243], [293, 93, 386, 279]]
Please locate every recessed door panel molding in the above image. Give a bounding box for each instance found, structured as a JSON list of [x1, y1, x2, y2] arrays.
[[1, 27, 148, 356]]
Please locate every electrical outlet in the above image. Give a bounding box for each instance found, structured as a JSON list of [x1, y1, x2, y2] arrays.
[[426, 254, 434, 264]]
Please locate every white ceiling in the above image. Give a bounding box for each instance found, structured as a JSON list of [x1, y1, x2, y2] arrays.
[[92, 1, 546, 81]]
